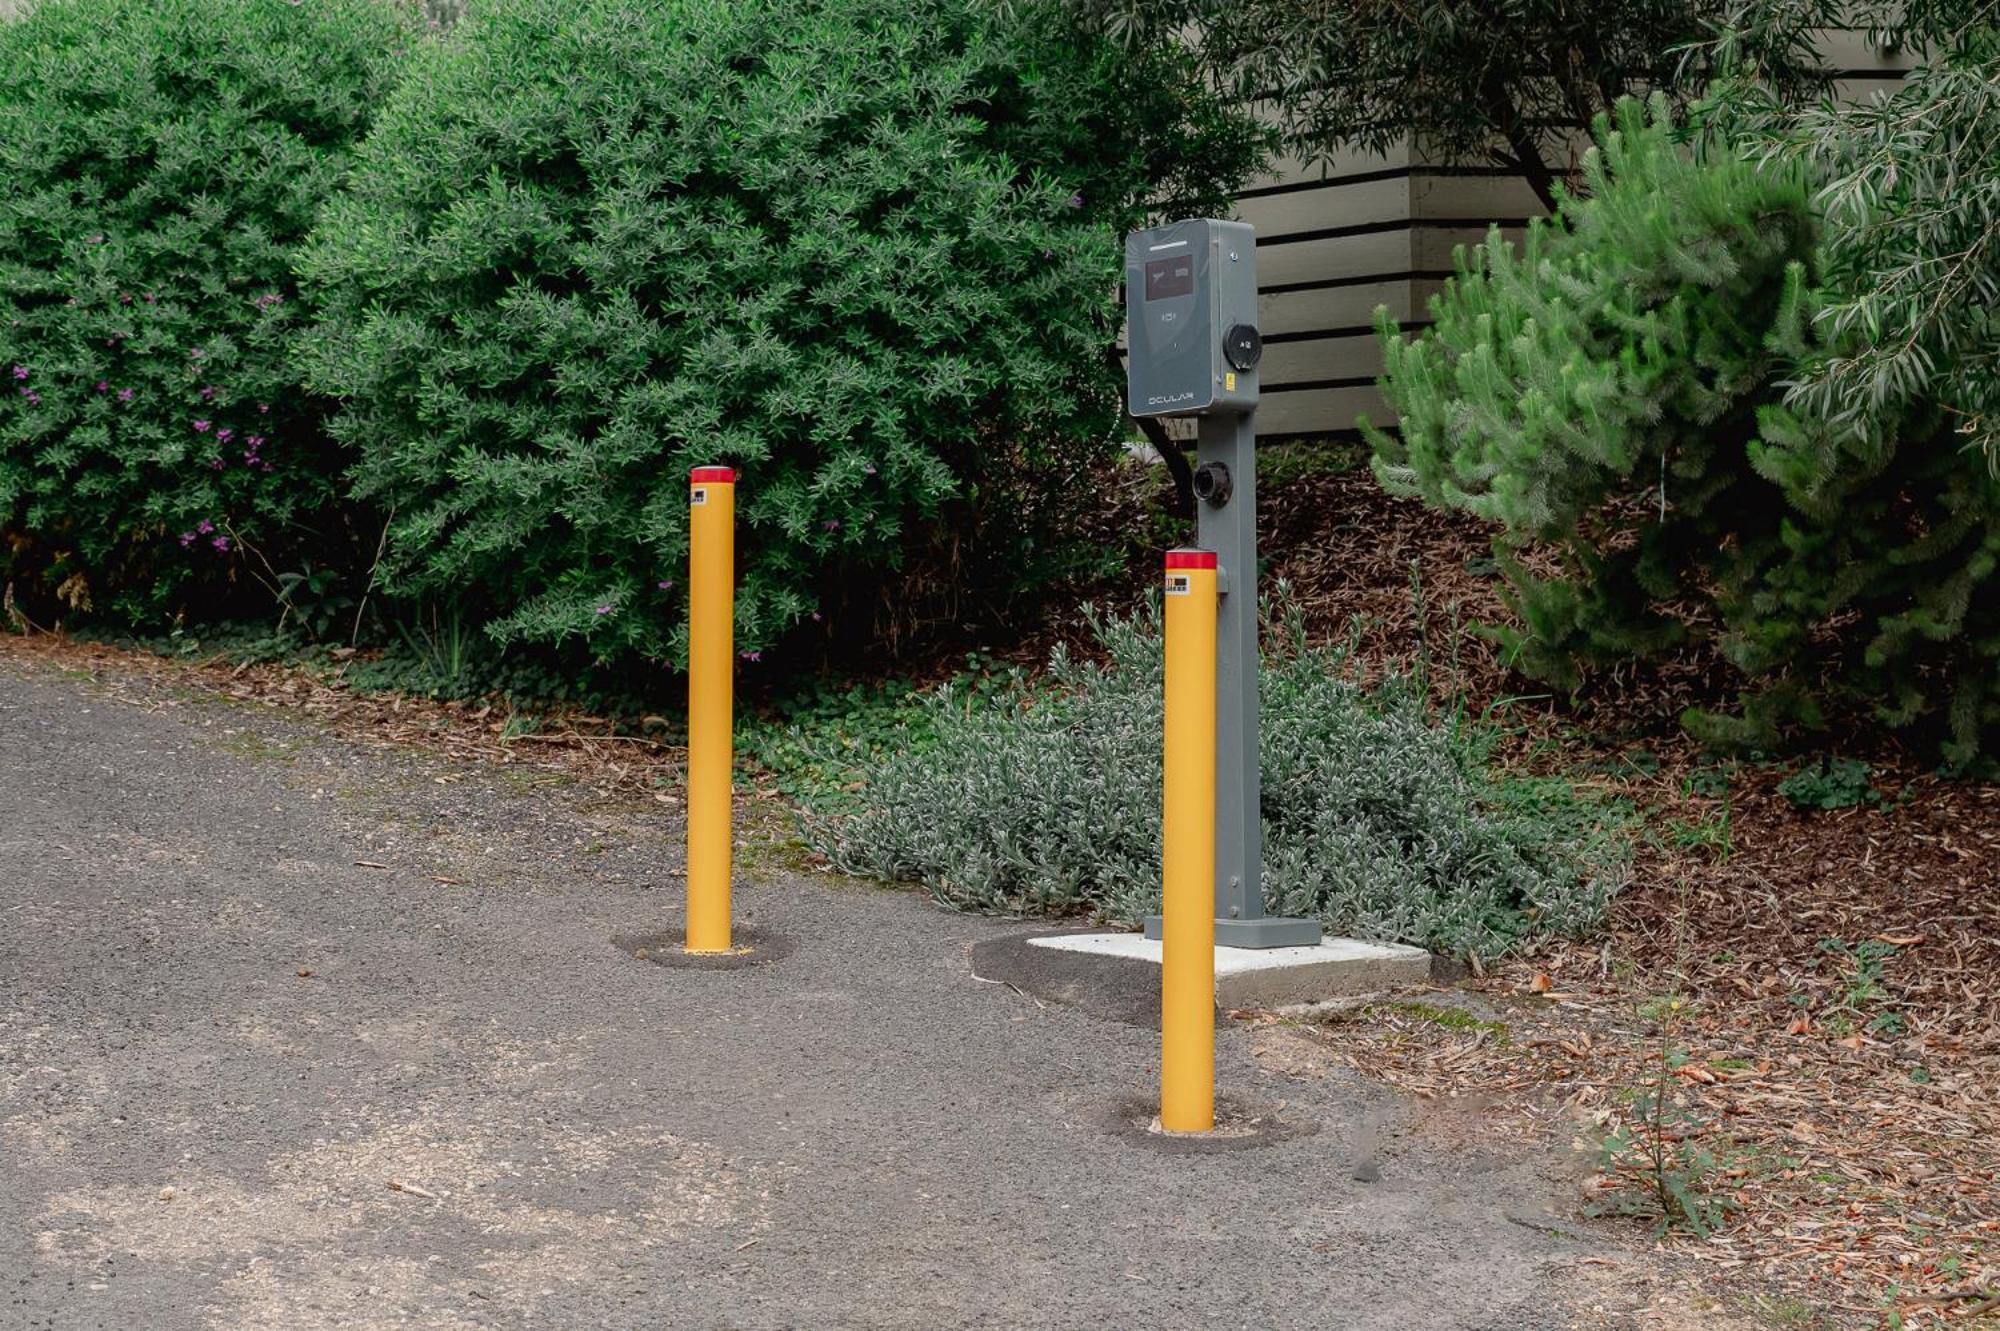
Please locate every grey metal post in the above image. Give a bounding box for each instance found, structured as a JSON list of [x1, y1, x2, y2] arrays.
[[1125, 218, 1321, 950], [1196, 413, 1318, 948]]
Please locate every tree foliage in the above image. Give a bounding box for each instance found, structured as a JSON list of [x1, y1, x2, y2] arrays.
[[299, 0, 1255, 668], [0, 0, 412, 628], [1066, 0, 1847, 211], [1368, 98, 2000, 761], [1761, 22, 2000, 470], [1688, 2, 1999, 469]]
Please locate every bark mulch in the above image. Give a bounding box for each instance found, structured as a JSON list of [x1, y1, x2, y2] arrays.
[[1237, 452, 1999, 1327], [1274, 764, 1999, 1328]]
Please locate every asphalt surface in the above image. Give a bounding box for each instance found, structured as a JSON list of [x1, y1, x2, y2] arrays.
[[0, 646, 1591, 1330]]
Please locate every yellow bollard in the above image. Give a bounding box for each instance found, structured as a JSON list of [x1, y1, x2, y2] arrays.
[[1160, 548, 1217, 1132], [685, 465, 737, 953]]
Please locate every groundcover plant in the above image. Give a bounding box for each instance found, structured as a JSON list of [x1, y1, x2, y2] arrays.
[[804, 603, 1631, 961]]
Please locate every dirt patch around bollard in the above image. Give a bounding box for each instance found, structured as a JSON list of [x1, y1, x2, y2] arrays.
[[612, 926, 797, 971], [1100, 1093, 1319, 1155]]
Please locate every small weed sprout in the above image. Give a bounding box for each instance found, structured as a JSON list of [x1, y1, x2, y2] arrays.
[[1818, 938, 1907, 1037], [1778, 758, 1881, 811], [1660, 768, 1734, 862], [1587, 877, 1739, 1237], [1588, 1028, 1740, 1238], [391, 605, 471, 697]]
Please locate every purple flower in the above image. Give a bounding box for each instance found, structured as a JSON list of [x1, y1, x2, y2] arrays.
[[9, 365, 25, 380], [95, 381, 109, 393], [810, 611, 823, 622], [197, 520, 213, 535], [210, 458, 225, 470], [120, 292, 133, 305], [593, 605, 612, 616], [246, 435, 264, 448], [200, 386, 217, 401], [193, 420, 211, 433], [257, 403, 269, 414], [144, 293, 156, 305], [216, 428, 232, 444], [260, 463, 274, 474], [22, 390, 38, 406], [242, 451, 256, 464], [179, 532, 195, 548], [740, 650, 762, 662], [862, 462, 877, 476], [117, 388, 134, 402], [87, 234, 103, 245], [656, 579, 673, 590], [211, 536, 230, 552], [823, 519, 841, 531], [1067, 192, 1084, 208]]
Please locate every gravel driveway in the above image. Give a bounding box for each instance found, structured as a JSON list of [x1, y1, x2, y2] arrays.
[[0, 643, 1591, 1330]]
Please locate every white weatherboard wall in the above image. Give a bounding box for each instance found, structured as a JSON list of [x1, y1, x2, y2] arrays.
[[1231, 142, 1543, 441]]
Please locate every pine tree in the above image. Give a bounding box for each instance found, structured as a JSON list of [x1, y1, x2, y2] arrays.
[[1368, 95, 2000, 761]]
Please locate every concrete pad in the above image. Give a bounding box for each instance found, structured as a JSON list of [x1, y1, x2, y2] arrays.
[[1031, 932, 1432, 1010], [969, 928, 1432, 1027]]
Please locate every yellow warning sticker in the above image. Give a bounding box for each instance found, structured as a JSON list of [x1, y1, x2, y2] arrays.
[[1164, 573, 1191, 596], [1225, 372, 1237, 391]]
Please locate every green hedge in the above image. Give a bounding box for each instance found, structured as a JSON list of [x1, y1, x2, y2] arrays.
[[0, 0, 412, 626], [298, 0, 1255, 667]]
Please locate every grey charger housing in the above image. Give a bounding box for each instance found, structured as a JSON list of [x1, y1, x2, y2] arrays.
[[1124, 218, 1260, 418]]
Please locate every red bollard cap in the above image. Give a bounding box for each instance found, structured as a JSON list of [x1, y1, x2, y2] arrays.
[[1164, 549, 1217, 570], [690, 466, 737, 484]]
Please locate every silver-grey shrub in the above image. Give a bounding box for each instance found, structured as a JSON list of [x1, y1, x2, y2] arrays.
[[805, 601, 1630, 960]]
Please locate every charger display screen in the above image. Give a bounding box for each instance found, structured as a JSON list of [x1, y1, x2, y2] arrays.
[[1144, 255, 1194, 301]]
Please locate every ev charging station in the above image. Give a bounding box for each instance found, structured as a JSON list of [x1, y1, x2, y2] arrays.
[[1126, 218, 1322, 952], [976, 219, 1429, 1135]]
